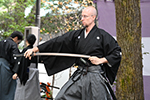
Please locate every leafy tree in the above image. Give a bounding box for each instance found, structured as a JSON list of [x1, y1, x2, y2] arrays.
[[39, 0, 94, 40], [0, 0, 94, 41], [115, 0, 144, 99], [0, 0, 35, 39]]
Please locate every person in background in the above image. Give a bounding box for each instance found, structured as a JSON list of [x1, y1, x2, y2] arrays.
[[13, 34, 41, 100], [0, 31, 23, 100]]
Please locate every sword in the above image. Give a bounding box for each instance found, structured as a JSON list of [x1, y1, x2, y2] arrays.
[[13, 53, 91, 58]]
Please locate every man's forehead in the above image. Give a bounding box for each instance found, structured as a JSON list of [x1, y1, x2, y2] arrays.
[[82, 8, 91, 12], [82, 9, 91, 15], [82, 6, 96, 16]]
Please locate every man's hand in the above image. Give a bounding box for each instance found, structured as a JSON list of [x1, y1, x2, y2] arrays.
[[12, 73, 18, 80], [24, 49, 34, 60], [24, 47, 39, 60], [88, 56, 108, 65]]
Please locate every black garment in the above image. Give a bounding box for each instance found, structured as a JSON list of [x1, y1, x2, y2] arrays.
[[0, 38, 20, 100], [0, 58, 17, 100], [17, 45, 38, 85], [38, 25, 121, 85], [0, 37, 20, 71], [21, 45, 38, 66]]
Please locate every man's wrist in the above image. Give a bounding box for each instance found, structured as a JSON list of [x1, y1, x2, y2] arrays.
[[100, 57, 108, 64], [32, 47, 39, 53]]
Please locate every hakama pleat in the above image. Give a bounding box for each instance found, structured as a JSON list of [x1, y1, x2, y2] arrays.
[[55, 66, 112, 100], [14, 67, 41, 100], [0, 58, 16, 100]]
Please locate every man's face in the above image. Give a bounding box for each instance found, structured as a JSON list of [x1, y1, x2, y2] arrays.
[[81, 9, 94, 27], [14, 37, 21, 45], [17, 40, 21, 45]]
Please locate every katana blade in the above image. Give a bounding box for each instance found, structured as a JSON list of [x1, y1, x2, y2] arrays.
[[13, 53, 91, 58]]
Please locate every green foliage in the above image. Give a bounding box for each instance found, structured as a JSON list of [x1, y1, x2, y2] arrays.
[[40, 0, 95, 37], [0, 0, 35, 39], [0, 0, 95, 40]]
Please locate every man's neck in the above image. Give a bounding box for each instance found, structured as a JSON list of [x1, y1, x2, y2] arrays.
[[85, 23, 95, 34], [26, 41, 30, 46]]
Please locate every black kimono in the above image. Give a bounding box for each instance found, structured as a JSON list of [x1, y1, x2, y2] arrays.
[[0, 38, 20, 100], [17, 45, 38, 85], [38, 25, 121, 100], [14, 45, 41, 100]]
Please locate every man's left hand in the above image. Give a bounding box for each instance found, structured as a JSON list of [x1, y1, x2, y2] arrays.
[[89, 56, 108, 65]]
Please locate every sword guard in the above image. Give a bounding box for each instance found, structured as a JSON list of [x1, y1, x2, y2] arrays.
[[80, 58, 90, 67]]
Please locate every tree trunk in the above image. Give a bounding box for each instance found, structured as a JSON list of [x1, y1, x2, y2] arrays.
[[115, 0, 144, 100]]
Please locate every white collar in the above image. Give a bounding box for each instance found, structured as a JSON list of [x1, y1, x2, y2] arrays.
[[84, 29, 88, 38]]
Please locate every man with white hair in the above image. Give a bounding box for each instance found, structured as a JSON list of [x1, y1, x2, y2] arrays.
[[25, 6, 121, 100]]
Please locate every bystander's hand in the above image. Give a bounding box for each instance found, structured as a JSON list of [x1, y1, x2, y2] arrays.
[[12, 73, 18, 80]]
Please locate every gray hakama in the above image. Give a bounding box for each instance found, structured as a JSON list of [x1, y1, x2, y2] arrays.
[[0, 58, 16, 100], [55, 65, 112, 100], [14, 67, 41, 100]]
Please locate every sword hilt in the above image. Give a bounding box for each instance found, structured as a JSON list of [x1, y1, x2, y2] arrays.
[[80, 58, 90, 67], [13, 54, 24, 57], [13, 52, 34, 57]]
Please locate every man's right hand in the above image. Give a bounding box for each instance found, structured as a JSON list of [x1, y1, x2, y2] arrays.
[[24, 49, 34, 60], [24, 47, 39, 60]]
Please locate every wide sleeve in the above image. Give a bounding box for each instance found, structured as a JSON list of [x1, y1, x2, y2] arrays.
[[11, 42, 21, 63], [37, 31, 77, 76], [101, 29, 122, 84], [11, 43, 23, 73], [102, 34, 121, 67], [38, 31, 76, 53], [10, 42, 21, 73]]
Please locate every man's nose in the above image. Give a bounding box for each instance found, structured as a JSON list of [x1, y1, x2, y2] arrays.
[[81, 17, 84, 21]]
